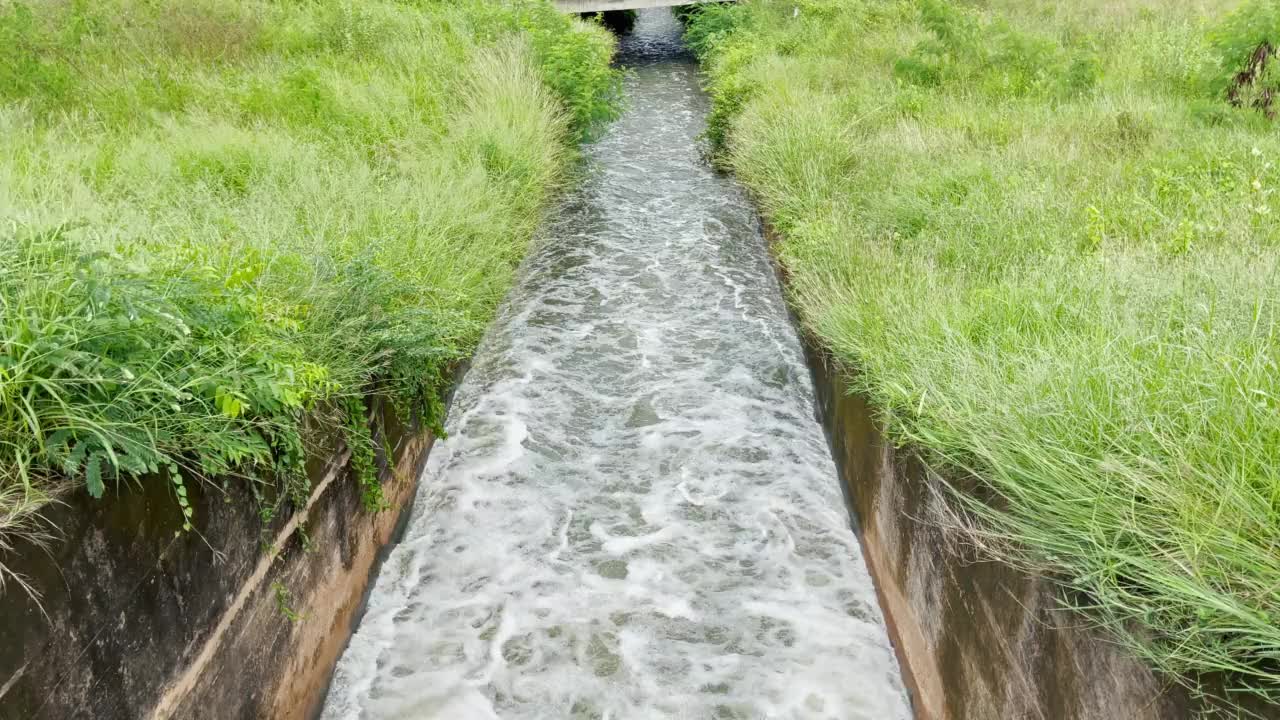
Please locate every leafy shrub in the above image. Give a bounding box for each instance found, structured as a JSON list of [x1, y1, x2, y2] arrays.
[[0, 228, 315, 507], [1206, 0, 1279, 116], [679, 3, 755, 148], [680, 2, 745, 59], [524, 5, 624, 136]]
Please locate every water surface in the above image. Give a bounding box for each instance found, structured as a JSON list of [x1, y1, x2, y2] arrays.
[[320, 10, 909, 719]]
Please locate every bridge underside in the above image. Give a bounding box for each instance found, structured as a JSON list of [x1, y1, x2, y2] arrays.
[[556, 0, 730, 14]]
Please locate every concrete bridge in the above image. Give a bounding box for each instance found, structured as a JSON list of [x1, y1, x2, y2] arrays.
[[556, 0, 731, 14]]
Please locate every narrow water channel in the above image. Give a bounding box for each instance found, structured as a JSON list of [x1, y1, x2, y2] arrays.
[[320, 10, 909, 719]]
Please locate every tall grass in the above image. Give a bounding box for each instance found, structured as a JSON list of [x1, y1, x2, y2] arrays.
[[688, 0, 1280, 706], [0, 0, 619, 578]]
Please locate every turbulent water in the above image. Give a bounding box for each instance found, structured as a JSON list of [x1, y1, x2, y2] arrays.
[[320, 10, 909, 720]]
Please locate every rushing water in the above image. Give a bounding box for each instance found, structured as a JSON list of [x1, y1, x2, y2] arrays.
[[320, 10, 909, 720]]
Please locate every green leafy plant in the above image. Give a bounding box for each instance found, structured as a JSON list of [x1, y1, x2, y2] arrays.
[[679, 3, 754, 149], [271, 580, 302, 623], [520, 3, 625, 137], [342, 396, 384, 513], [1207, 0, 1279, 117]]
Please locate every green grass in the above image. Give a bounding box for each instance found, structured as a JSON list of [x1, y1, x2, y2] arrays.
[[687, 0, 1280, 707], [0, 0, 619, 568]]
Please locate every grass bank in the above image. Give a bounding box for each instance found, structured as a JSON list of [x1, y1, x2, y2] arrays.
[[0, 0, 619, 588], [686, 0, 1280, 706]]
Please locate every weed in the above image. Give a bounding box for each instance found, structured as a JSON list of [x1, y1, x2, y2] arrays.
[[271, 580, 301, 623], [1207, 1, 1280, 117]]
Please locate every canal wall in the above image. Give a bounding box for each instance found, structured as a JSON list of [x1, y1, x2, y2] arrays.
[[0, 398, 434, 720], [804, 345, 1207, 720]]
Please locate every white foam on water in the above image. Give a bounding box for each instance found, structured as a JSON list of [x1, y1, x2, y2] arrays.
[[320, 9, 910, 720]]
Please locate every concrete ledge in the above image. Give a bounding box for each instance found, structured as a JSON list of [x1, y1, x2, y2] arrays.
[[803, 347, 1280, 719], [804, 349, 1195, 720], [0, 398, 435, 720]]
